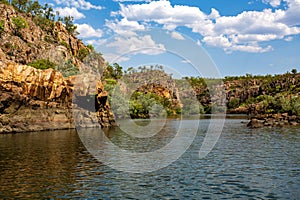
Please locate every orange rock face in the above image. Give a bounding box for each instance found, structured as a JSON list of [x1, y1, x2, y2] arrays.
[[0, 64, 116, 133]]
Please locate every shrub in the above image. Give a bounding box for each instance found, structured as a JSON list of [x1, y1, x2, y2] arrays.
[[228, 98, 240, 109], [60, 40, 70, 49], [29, 59, 56, 70], [0, 20, 4, 34], [56, 59, 79, 77], [77, 48, 89, 61], [12, 16, 28, 36], [87, 44, 94, 51]]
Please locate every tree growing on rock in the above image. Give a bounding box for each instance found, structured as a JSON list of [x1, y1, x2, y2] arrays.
[[63, 16, 77, 35]]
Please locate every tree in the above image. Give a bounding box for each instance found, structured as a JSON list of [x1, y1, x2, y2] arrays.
[[63, 16, 77, 35], [12, 0, 29, 11], [43, 3, 55, 21], [291, 69, 297, 74], [26, 0, 42, 16]]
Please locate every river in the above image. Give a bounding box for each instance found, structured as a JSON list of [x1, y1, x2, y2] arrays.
[[0, 119, 299, 199]]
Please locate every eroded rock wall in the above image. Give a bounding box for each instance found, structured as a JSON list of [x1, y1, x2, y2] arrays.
[[0, 63, 116, 133]]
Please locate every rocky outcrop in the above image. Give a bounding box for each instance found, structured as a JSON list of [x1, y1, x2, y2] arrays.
[[0, 63, 117, 133], [119, 70, 182, 117], [247, 113, 300, 128], [0, 3, 105, 72]]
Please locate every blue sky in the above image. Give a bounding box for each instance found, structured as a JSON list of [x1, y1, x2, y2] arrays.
[[41, 0, 300, 77]]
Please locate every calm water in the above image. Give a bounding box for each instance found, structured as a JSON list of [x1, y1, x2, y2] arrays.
[[0, 119, 299, 199]]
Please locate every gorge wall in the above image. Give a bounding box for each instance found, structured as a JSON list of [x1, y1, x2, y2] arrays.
[[0, 63, 117, 133]]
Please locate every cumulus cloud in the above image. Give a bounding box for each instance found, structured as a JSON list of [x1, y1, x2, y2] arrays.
[[54, 7, 85, 20], [106, 35, 166, 55], [263, 0, 281, 7], [108, 0, 300, 53], [113, 0, 152, 2], [170, 32, 185, 40], [105, 18, 145, 36], [76, 24, 103, 38], [54, 0, 102, 10]]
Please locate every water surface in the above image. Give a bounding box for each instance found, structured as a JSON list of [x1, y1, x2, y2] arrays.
[[0, 119, 299, 199]]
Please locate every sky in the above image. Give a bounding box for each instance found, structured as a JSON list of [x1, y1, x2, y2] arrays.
[[40, 0, 300, 77]]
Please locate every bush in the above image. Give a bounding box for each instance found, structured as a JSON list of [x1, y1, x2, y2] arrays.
[[29, 59, 56, 70], [77, 48, 89, 61], [87, 44, 94, 51], [0, 20, 4, 34], [12, 16, 28, 36], [60, 40, 70, 49], [56, 59, 79, 77], [228, 98, 240, 109]]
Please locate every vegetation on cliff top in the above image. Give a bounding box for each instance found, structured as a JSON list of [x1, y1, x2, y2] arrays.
[[0, 0, 106, 78], [103, 64, 300, 118]]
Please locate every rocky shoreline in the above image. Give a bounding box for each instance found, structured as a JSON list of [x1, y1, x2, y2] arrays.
[[247, 113, 300, 128]]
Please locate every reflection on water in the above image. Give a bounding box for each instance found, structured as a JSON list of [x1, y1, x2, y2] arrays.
[[0, 120, 299, 199]]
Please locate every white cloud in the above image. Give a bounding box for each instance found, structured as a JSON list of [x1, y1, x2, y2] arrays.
[[76, 24, 103, 38], [54, 0, 102, 10], [263, 0, 281, 7], [113, 0, 152, 2], [170, 32, 185, 40], [103, 53, 131, 63], [109, 0, 300, 53], [284, 36, 293, 41], [54, 7, 85, 20], [106, 35, 166, 55], [105, 18, 145, 36]]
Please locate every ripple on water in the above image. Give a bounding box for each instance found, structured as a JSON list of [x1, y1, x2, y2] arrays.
[[0, 120, 299, 199]]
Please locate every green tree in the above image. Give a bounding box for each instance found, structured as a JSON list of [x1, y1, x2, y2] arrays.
[[43, 3, 55, 20], [291, 69, 297, 74], [26, 0, 42, 16], [12, 0, 29, 11], [63, 16, 77, 35], [12, 16, 28, 36]]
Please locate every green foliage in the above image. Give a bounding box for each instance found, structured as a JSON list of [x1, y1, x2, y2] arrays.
[[6, 0, 78, 37], [62, 16, 77, 35], [29, 58, 56, 70], [60, 40, 70, 49], [291, 69, 297, 74], [0, 20, 4, 34], [12, 0, 29, 11], [228, 98, 240, 109], [26, 0, 41, 16], [12, 16, 28, 35], [181, 98, 204, 116], [104, 63, 123, 80], [0, 0, 10, 5], [56, 59, 79, 77], [87, 44, 94, 51], [77, 48, 89, 61]]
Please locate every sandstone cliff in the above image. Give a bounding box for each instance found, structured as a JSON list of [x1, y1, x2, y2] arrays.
[[0, 63, 116, 133], [0, 2, 116, 133]]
